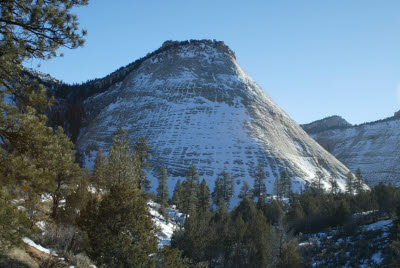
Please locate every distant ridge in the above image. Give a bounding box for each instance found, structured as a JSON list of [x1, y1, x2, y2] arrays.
[[301, 115, 351, 134], [303, 111, 400, 186]]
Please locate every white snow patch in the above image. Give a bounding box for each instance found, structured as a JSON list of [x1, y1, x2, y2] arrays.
[[23, 237, 57, 256], [363, 219, 392, 232]]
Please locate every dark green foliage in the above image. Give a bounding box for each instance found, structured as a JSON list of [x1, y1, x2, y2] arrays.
[[329, 174, 339, 195], [179, 180, 198, 217], [346, 171, 355, 195], [91, 150, 107, 193], [274, 171, 291, 198], [79, 183, 157, 267], [212, 171, 234, 207], [106, 129, 137, 187], [263, 200, 285, 225], [252, 165, 267, 198], [313, 170, 324, 193], [354, 168, 364, 194], [0, 0, 87, 251], [172, 179, 182, 207], [372, 183, 400, 216], [0, 192, 33, 253], [277, 240, 303, 268], [156, 167, 169, 208], [134, 137, 152, 191], [239, 181, 252, 199], [157, 246, 186, 268], [198, 179, 211, 216], [186, 164, 200, 185]]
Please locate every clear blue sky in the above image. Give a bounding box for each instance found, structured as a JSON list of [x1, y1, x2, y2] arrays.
[[25, 0, 400, 125]]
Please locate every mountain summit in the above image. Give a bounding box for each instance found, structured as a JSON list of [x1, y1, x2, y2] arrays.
[[70, 40, 352, 194]]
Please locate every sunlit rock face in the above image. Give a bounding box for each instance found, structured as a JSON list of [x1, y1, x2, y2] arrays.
[[304, 114, 400, 186], [75, 40, 352, 195]]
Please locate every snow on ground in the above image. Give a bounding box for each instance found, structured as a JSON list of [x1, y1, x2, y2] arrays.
[[371, 251, 384, 264], [363, 219, 392, 232], [148, 201, 185, 247], [23, 237, 57, 256]]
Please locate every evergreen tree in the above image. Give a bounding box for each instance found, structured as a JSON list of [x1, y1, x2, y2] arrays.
[[157, 246, 186, 268], [277, 240, 302, 268], [91, 149, 107, 193], [239, 181, 252, 199], [0, 192, 32, 253], [252, 165, 267, 198], [178, 165, 201, 218], [63, 172, 90, 223], [134, 137, 152, 191], [274, 174, 283, 199], [179, 180, 198, 218], [329, 174, 339, 195], [107, 128, 137, 187], [79, 182, 157, 267], [212, 171, 234, 207], [186, 163, 200, 185], [198, 179, 211, 216], [156, 167, 169, 208], [0, 0, 87, 248], [315, 170, 324, 192], [354, 168, 364, 194], [346, 171, 355, 195], [49, 127, 82, 219], [172, 179, 182, 208]]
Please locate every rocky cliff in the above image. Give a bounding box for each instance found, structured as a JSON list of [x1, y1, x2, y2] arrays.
[[60, 40, 354, 196], [303, 114, 400, 186]]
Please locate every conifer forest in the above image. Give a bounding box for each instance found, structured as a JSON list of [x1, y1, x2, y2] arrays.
[[1, 1, 399, 267]]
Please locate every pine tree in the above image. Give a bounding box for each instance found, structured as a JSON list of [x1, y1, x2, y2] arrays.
[[49, 127, 82, 219], [329, 174, 339, 195], [79, 182, 157, 267], [0, 192, 32, 253], [91, 149, 107, 193], [186, 164, 200, 185], [252, 165, 267, 198], [198, 179, 211, 216], [275, 171, 291, 198], [212, 171, 234, 207], [0, 0, 87, 248], [346, 171, 355, 195], [134, 137, 152, 191], [277, 240, 302, 268], [179, 180, 198, 218], [354, 168, 364, 194], [157, 246, 186, 268], [274, 174, 283, 199], [239, 181, 252, 199], [63, 172, 90, 223], [314, 170, 324, 193], [107, 128, 137, 187], [156, 167, 169, 208], [172, 179, 182, 208]]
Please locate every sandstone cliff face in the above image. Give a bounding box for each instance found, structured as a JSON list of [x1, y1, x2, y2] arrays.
[[304, 115, 400, 186], [73, 40, 352, 195]]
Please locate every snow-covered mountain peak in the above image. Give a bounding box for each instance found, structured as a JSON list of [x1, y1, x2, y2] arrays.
[[67, 40, 357, 197]]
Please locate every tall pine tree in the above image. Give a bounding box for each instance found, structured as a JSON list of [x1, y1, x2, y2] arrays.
[[156, 167, 169, 208], [212, 171, 234, 207], [107, 129, 137, 187], [134, 137, 152, 191], [252, 165, 267, 198]]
